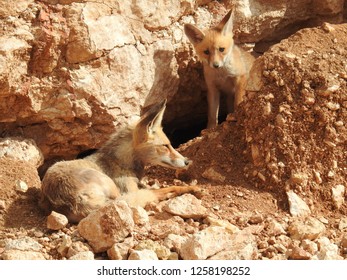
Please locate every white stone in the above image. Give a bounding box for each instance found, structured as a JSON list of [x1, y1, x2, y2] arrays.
[[288, 217, 325, 240], [287, 190, 311, 217], [128, 249, 158, 260], [180, 226, 232, 260], [163, 194, 207, 219], [331, 184, 345, 209], [47, 211, 69, 230], [68, 251, 94, 260], [78, 200, 134, 253], [15, 180, 28, 193]]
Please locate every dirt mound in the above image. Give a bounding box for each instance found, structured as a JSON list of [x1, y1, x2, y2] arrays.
[[240, 23, 347, 214]]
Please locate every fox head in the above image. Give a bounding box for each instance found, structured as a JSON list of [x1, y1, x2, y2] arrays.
[[133, 99, 191, 169], [184, 10, 235, 69]]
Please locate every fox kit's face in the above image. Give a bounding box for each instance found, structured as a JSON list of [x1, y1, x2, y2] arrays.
[[134, 100, 191, 169], [194, 31, 233, 68], [184, 10, 235, 69]]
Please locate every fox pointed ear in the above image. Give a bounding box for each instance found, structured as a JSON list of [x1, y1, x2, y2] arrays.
[[147, 99, 166, 133], [135, 99, 167, 141], [184, 24, 205, 45], [216, 10, 234, 35]]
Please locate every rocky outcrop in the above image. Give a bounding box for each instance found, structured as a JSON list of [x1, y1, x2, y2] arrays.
[[0, 0, 345, 163]]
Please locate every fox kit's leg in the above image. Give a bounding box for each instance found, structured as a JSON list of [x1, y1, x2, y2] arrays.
[[233, 74, 247, 110], [206, 84, 220, 129]]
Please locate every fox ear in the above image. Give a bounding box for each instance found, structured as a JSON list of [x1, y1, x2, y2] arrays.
[[216, 10, 234, 35], [136, 99, 167, 139], [184, 24, 205, 45], [147, 99, 166, 133]]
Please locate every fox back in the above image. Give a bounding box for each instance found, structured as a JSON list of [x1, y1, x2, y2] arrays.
[[40, 100, 200, 222], [185, 10, 255, 128]]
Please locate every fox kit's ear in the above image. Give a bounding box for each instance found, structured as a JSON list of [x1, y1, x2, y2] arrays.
[[216, 10, 234, 35], [136, 99, 167, 138], [184, 24, 205, 45]]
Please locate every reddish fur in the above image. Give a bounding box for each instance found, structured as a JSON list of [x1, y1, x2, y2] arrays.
[[185, 10, 255, 128]]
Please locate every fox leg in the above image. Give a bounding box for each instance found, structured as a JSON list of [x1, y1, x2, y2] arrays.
[[206, 85, 220, 129], [151, 185, 203, 201], [233, 75, 247, 109]]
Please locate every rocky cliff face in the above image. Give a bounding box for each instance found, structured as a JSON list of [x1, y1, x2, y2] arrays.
[[0, 0, 345, 164]]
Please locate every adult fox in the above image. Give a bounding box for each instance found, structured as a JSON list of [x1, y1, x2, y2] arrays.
[[40, 100, 201, 222], [185, 10, 255, 128]]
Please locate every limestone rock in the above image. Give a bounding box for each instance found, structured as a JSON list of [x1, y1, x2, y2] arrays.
[[163, 194, 207, 219], [0, 138, 43, 168], [331, 184, 345, 209], [66, 241, 92, 259], [57, 235, 72, 257], [135, 240, 171, 260], [107, 237, 134, 260], [180, 226, 232, 260], [132, 206, 150, 227], [287, 190, 311, 217], [316, 237, 343, 260], [47, 211, 69, 230], [15, 180, 28, 193], [204, 217, 240, 234], [78, 200, 134, 253], [288, 217, 326, 241], [208, 229, 258, 260], [68, 251, 94, 260], [128, 249, 158, 260], [1, 237, 45, 260], [163, 234, 189, 252]]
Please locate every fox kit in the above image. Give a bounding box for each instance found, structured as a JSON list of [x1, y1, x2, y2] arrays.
[[184, 10, 254, 128], [40, 100, 201, 223]]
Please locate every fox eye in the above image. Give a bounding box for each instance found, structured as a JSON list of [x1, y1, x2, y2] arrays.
[[219, 47, 225, 52], [203, 49, 210, 55]]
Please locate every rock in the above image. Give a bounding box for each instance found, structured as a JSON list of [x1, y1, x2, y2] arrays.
[[163, 194, 207, 219], [132, 206, 150, 227], [0, 199, 6, 210], [163, 234, 189, 252], [204, 217, 240, 234], [180, 226, 232, 260], [1, 237, 45, 260], [287, 190, 311, 217], [128, 249, 158, 260], [47, 211, 69, 230], [266, 219, 287, 236], [338, 217, 347, 230], [331, 184, 345, 209], [135, 240, 171, 260], [316, 237, 343, 260], [208, 229, 258, 260], [68, 251, 94, 260], [107, 237, 134, 260], [248, 213, 264, 224], [301, 239, 318, 255], [340, 233, 347, 249], [66, 241, 92, 259], [15, 180, 28, 193], [57, 235, 72, 257], [202, 167, 226, 183], [77, 200, 134, 253], [287, 244, 312, 260], [149, 214, 188, 238], [288, 217, 326, 240], [0, 138, 43, 168], [2, 250, 46, 260]]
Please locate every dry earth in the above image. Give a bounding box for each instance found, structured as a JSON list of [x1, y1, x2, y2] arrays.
[[0, 23, 347, 260]]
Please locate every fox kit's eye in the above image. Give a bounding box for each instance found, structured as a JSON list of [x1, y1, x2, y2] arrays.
[[219, 47, 225, 52], [204, 49, 210, 55]]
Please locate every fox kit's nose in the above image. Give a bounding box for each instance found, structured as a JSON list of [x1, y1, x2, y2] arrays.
[[213, 62, 220, 69]]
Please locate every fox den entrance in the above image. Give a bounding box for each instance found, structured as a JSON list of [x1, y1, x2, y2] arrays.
[[163, 106, 229, 148]]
